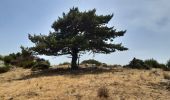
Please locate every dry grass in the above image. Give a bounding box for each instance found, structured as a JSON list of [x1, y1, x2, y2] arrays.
[[0, 67, 170, 100]]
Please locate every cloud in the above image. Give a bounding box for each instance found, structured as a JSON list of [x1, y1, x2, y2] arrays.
[[117, 0, 170, 34]]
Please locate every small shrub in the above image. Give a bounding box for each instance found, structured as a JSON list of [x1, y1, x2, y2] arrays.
[[159, 64, 170, 71], [164, 73, 170, 80], [97, 86, 109, 98], [109, 64, 122, 68], [125, 58, 150, 70], [20, 61, 36, 68], [0, 60, 11, 73], [163, 67, 170, 71], [166, 59, 170, 68], [81, 59, 102, 66], [102, 63, 108, 67], [3, 56, 14, 64], [0, 65, 11, 73], [159, 64, 166, 69], [0, 67, 8, 73], [59, 62, 70, 66], [167, 83, 170, 91], [31, 60, 50, 71], [0, 55, 3, 60], [144, 59, 164, 69], [1, 47, 51, 69]]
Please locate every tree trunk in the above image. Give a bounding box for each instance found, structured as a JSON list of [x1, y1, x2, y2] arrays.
[[71, 48, 78, 70]]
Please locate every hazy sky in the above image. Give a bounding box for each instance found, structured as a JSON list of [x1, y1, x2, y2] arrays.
[[0, 0, 170, 65]]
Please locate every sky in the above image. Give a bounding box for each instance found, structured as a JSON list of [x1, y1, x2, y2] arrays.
[[0, 0, 170, 65]]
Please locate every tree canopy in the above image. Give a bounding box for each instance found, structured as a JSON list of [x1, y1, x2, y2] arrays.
[[29, 7, 128, 69]]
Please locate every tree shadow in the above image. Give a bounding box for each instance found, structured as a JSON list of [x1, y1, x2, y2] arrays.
[[15, 67, 122, 80]]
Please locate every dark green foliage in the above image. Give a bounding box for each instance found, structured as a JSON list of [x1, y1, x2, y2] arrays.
[[2, 47, 50, 70], [19, 61, 36, 68], [0, 67, 9, 73], [31, 59, 50, 71], [58, 62, 70, 66], [0, 55, 3, 60], [0, 65, 11, 73], [3, 56, 14, 65], [159, 64, 169, 71], [159, 64, 167, 69], [144, 59, 161, 68], [102, 63, 108, 67], [125, 58, 169, 70], [125, 58, 150, 70], [3, 47, 35, 68], [144, 59, 168, 70], [0, 58, 11, 73], [166, 59, 170, 68], [163, 59, 170, 71], [81, 59, 102, 66], [28, 7, 128, 69]]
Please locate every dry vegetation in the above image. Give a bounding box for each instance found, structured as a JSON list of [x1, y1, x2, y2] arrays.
[[0, 67, 170, 100]]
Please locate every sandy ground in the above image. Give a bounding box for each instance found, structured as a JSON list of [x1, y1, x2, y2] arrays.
[[0, 67, 170, 100]]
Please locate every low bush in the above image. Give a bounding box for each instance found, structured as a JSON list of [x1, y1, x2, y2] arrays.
[[102, 63, 108, 67], [144, 59, 169, 70], [19, 61, 36, 68], [58, 62, 70, 66], [0, 65, 11, 73], [97, 86, 109, 98], [31, 60, 50, 71], [3, 56, 14, 65], [0, 55, 3, 60], [166, 59, 170, 68], [0, 59, 11, 73], [159, 64, 170, 71], [125, 58, 150, 70], [164, 73, 170, 80], [1, 47, 51, 70], [81, 59, 102, 66], [125, 58, 170, 70], [144, 59, 165, 69]]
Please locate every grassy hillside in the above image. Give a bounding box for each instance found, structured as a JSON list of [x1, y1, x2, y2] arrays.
[[0, 67, 170, 100]]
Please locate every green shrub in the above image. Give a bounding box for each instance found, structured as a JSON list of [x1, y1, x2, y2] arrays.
[[0, 59, 11, 73], [166, 59, 170, 68], [81, 59, 102, 66], [31, 60, 50, 71], [3, 53, 51, 70], [0, 67, 9, 73], [163, 59, 170, 71], [125, 58, 150, 70], [158, 63, 169, 71], [19, 61, 36, 68], [1, 47, 51, 70], [0, 65, 11, 73], [144, 59, 162, 68], [0, 55, 3, 60], [102, 63, 108, 67], [144, 59, 168, 70], [3, 55, 15, 65], [59, 62, 70, 66]]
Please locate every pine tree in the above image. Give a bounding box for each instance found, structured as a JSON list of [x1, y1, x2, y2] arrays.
[[28, 7, 128, 70]]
